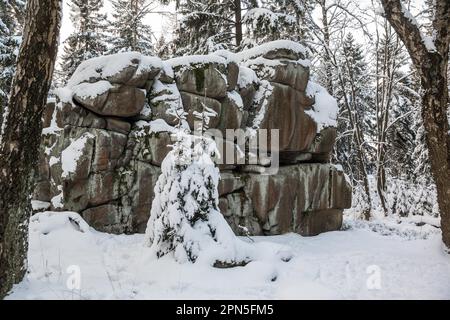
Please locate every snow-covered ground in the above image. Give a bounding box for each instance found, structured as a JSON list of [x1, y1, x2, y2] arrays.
[[7, 211, 450, 300]]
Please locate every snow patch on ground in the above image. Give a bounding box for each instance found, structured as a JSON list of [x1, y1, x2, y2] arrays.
[[7, 212, 450, 300]]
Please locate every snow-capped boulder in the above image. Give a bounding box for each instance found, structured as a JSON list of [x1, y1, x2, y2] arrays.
[[68, 52, 162, 88], [168, 55, 228, 99], [35, 40, 350, 237]]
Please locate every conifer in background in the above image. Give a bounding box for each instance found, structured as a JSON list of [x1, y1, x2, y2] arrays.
[[108, 0, 155, 55], [60, 0, 107, 81]]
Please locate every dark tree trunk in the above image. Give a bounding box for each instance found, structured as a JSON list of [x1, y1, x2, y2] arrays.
[[0, 0, 61, 298], [234, 0, 242, 48], [380, 0, 450, 249]]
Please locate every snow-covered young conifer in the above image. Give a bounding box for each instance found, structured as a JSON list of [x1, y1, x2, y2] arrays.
[[144, 125, 254, 265]]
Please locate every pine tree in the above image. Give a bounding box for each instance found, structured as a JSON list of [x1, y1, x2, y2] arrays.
[[108, 0, 155, 55], [59, 0, 107, 81], [0, 0, 24, 126], [0, 0, 61, 299], [144, 127, 254, 265]]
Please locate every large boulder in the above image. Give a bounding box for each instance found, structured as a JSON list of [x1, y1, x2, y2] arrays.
[[35, 41, 351, 237]]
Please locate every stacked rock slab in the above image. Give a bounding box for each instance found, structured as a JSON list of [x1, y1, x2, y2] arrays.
[[35, 40, 351, 236]]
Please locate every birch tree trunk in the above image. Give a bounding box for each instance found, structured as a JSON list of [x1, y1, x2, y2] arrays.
[[0, 0, 61, 298], [380, 0, 450, 249]]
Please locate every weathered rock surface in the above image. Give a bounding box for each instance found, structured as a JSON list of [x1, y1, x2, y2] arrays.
[[35, 42, 351, 237]]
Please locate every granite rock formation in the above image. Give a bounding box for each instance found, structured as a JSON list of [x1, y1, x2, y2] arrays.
[[34, 40, 351, 236]]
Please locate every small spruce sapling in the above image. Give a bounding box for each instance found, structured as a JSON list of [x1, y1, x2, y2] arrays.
[[144, 102, 250, 266]]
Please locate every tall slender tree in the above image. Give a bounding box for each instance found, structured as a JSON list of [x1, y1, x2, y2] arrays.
[[59, 0, 107, 81], [0, 0, 61, 298], [0, 0, 25, 127]]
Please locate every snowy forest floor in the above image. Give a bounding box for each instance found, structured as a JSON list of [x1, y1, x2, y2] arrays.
[[7, 211, 450, 300]]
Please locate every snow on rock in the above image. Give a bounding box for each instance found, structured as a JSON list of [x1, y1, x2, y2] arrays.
[[42, 102, 63, 135], [49, 156, 59, 167], [236, 39, 307, 62], [212, 49, 239, 64], [161, 61, 174, 79], [305, 81, 338, 132], [30, 211, 91, 235], [61, 133, 94, 178], [249, 80, 274, 130], [227, 90, 244, 111], [50, 188, 63, 209], [53, 87, 73, 104], [67, 51, 163, 88]]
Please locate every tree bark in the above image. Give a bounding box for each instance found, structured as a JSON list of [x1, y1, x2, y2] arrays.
[[380, 0, 450, 249], [234, 0, 242, 48], [0, 0, 61, 298]]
